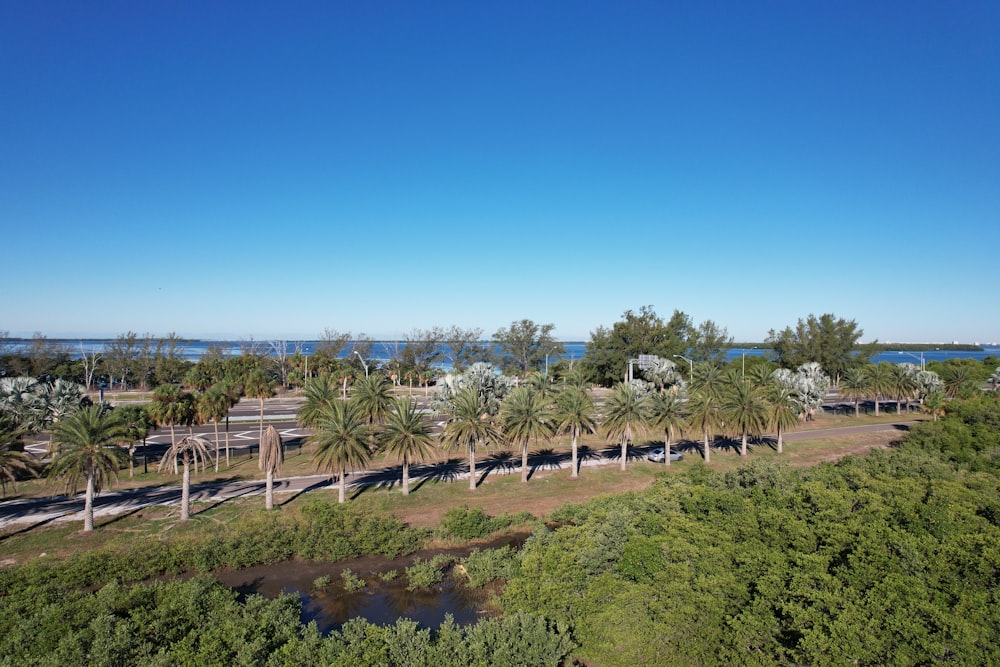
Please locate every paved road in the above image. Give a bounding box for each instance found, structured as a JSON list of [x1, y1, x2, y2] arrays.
[[0, 420, 916, 530]]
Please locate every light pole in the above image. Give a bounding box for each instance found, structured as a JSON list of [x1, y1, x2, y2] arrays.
[[674, 354, 693, 379], [353, 350, 369, 378], [898, 351, 925, 371]]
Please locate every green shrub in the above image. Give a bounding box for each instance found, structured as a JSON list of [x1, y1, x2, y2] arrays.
[[440, 505, 534, 540], [460, 546, 518, 587], [340, 568, 366, 592], [405, 557, 445, 590]]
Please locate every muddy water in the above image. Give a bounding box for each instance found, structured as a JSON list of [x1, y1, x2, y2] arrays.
[[212, 534, 525, 634]]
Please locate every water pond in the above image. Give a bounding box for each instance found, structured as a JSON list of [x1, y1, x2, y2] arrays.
[[212, 534, 525, 634]]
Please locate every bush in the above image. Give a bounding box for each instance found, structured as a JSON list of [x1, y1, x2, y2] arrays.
[[460, 546, 518, 587], [405, 555, 453, 591], [340, 568, 366, 592], [440, 505, 534, 540]]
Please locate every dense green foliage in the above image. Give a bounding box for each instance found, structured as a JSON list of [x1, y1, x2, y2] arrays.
[[0, 500, 574, 666], [498, 394, 1000, 665], [439, 505, 534, 540]]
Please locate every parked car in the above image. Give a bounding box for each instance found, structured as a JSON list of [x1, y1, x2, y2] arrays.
[[647, 447, 683, 462]]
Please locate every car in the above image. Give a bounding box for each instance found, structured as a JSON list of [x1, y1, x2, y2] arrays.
[[647, 447, 683, 462]]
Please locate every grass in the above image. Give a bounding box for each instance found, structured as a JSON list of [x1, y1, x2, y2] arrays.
[[0, 405, 918, 565]]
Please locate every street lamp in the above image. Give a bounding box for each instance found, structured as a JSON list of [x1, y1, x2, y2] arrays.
[[898, 351, 925, 371], [353, 350, 369, 378], [674, 354, 693, 378]]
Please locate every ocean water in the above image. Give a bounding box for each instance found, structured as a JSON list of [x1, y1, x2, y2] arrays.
[[8, 339, 999, 368]]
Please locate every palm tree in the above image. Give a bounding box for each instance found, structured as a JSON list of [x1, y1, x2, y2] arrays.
[[554, 385, 597, 478], [382, 398, 434, 496], [0, 376, 46, 432], [441, 386, 499, 491], [352, 373, 394, 449], [48, 405, 129, 531], [147, 384, 190, 450], [601, 382, 651, 471], [299, 374, 340, 429], [244, 369, 275, 442], [941, 364, 976, 398], [891, 364, 918, 415], [259, 424, 283, 510], [116, 404, 153, 477], [311, 399, 370, 503], [688, 364, 726, 463], [157, 434, 212, 521], [722, 380, 770, 457], [867, 363, 895, 416], [501, 385, 555, 482], [686, 389, 720, 463], [198, 387, 231, 471], [840, 366, 871, 417], [766, 382, 800, 454], [648, 389, 686, 466], [0, 419, 37, 496]]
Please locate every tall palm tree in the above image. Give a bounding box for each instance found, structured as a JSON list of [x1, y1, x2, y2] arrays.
[[686, 389, 720, 463], [688, 363, 726, 463], [382, 398, 434, 496], [48, 405, 129, 531], [298, 374, 340, 429], [259, 424, 283, 510], [867, 363, 895, 417], [198, 387, 231, 471], [244, 369, 275, 442], [554, 385, 597, 478], [352, 373, 394, 449], [0, 419, 37, 496], [501, 385, 555, 482], [840, 366, 871, 417], [601, 382, 651, 471], [157, 434, 212, 521], [722, 380, 770, 457], [649, 389, 686, 466], [311, 399, 370, 503], [147, 384, 189, 450], [891, 364, 918, 415], [116, 404, 153, 477], [766, 382, 800, 454], [441, 386, 499, 491]]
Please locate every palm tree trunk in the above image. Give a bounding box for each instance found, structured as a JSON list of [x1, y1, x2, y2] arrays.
[[741, 432, 748, 457], [469, 442, 477, 491], [571, 431, 579, 478], [181, 460, 191, 521], [521, 443, 529, 482], [265, 469, 274, 510], [84, 472, 95, 532], [874, 395, 880, 416], [665, 427, 673, 466], [338, 467, 347, 503], [703, 430, 711, 463], [213, 421, 221, 472], [777, 424, 784, 454], [129, 445, 135, 478], [620, 430, 628, 471], [402, 460, 410, 496], [854, 400, 860, 418]]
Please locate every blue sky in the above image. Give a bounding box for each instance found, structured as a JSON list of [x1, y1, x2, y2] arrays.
[[2, 1, 998, 344]]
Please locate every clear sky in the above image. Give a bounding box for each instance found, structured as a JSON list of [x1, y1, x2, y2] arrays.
[[2, 1, 998, 344]]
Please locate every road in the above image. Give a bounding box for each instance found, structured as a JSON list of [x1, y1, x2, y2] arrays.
[[1, 415, 916, 530]]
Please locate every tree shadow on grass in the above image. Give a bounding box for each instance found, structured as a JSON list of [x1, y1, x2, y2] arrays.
[[281, 477, 336, 506], [409, 458, 467, 494], [0, 513, 65, 540], [527, 448, 565, 480], [478, 451, 517, 485]]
